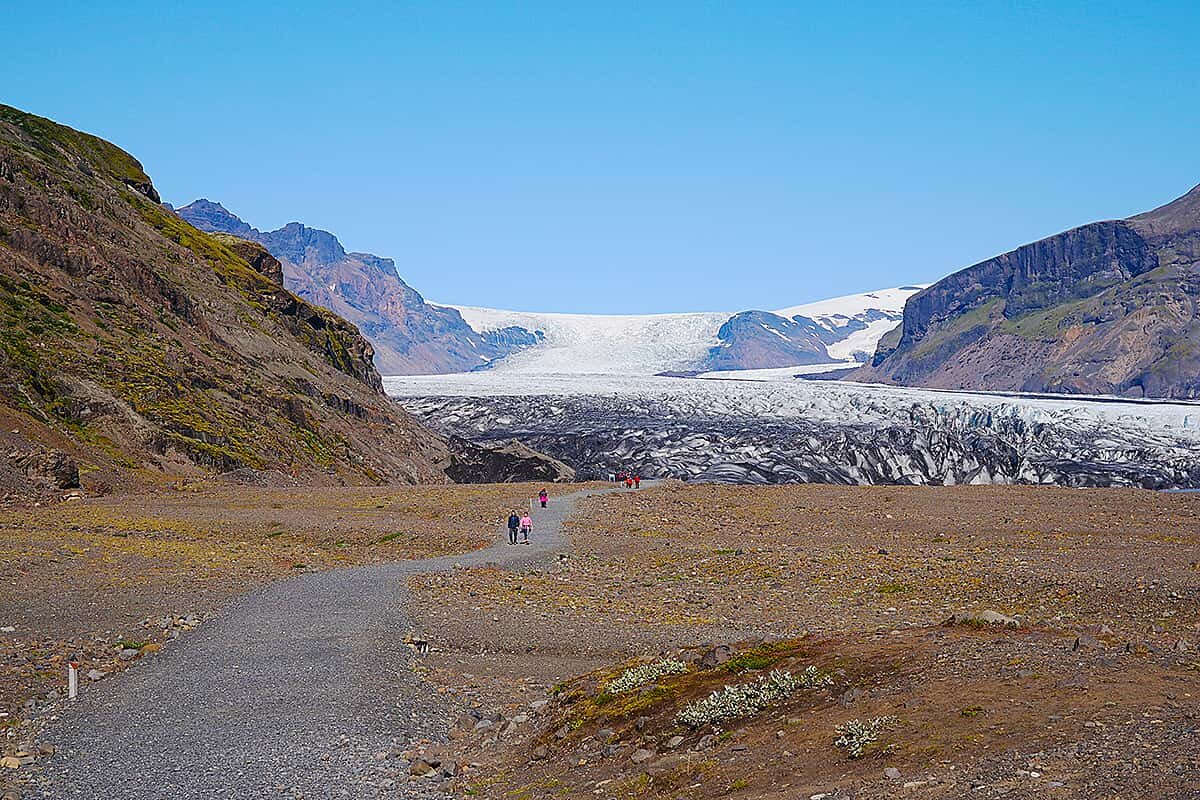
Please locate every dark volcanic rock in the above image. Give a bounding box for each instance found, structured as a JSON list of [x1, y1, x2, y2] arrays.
[[853, 183, 1200, 399], [445, 436, 575, 483]]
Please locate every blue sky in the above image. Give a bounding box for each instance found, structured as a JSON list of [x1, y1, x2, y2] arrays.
[[5, 2, 1199, 313]]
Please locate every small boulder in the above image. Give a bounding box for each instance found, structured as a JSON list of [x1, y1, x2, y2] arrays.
[[665, 735, 685, 749], [698, 644, 733, 669], [631, 748, 654, 764], [945, 610, 1020, 628], [1073, 634, 1104, 652], [884, 767, 902, 780]]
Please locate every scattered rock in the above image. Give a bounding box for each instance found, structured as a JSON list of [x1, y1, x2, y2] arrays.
[[1073, 633, 1104, 652], [531, 745, 549, 761], [885, 767, 902, 780], [597, 728, 617, 744], [666, 735, 685, 749], [1056, 673, 1089, 690], [840, 686, 864, 707], [945, 610, 1020, 628], [86, 669, 106, 681], [631, 748, 654, 764], [698, 644, 733, 668]]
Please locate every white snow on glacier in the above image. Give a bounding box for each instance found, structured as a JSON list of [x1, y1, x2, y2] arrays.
[[384, 372, 1200, 446], [439, 285, 923, 375]]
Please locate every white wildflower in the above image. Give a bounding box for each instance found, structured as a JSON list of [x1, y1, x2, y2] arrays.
[[607, 658, 688, 695], [834, 715, 898, 758], [676, 666, 832, 728]]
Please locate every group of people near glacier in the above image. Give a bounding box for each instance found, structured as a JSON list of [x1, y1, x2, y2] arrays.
[[505, 488, 549, 545]]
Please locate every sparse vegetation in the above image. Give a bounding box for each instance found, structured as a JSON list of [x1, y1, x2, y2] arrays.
[[676, 667, 832, 729], [834, 715, 898, 758], [607, 658, 688, 695]]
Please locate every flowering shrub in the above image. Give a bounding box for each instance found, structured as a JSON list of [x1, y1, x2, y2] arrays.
[[607, 658, 689, 695], [834, 715, 898, 758], [676, 666, 832, 728]]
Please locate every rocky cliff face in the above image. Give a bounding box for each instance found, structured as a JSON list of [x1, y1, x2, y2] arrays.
[[177, 200, 511, 375], [854, 184, 1200, 398], [0, 104, 461, 487]]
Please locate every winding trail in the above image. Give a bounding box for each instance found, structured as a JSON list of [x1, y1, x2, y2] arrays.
[[37, 485, 623, 799]]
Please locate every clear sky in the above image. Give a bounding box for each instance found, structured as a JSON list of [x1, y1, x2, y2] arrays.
[[5, 2, 1199, 313]]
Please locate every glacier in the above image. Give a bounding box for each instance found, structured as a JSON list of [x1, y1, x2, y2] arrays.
[[385, 372, 1200, 488], [438, 285, 922, 375]]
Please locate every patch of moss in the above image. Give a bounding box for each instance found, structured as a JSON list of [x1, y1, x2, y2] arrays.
[[0, 103, 152, 188]]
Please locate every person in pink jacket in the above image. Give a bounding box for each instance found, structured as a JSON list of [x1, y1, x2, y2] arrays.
[[519, 513, 533, 544]]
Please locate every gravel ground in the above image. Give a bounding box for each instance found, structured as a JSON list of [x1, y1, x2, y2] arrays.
[[29, 486, 618, 799]]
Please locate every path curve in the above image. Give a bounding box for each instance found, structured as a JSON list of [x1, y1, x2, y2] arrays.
[[36, 484, 626, 799]]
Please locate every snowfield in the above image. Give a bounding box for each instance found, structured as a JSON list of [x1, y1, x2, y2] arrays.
[[385, 372, 1200, 488], [440, 285, 922, 375]]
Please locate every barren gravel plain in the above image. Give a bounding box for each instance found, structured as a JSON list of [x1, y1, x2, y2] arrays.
[[404, 482, 1200, 799], [3, 481, 1199, 799]]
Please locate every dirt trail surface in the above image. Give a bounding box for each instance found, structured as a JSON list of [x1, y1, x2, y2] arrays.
[[33, 485, 620, 799]]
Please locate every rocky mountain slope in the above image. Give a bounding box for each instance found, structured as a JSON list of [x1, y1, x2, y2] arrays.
[[853, 184, 1200, 398], [0, 103, 565, 493], [176, 200, 506, 375]]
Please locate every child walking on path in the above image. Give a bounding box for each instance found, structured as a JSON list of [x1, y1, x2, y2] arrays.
[[538, 489, 548, 508], [519, 513, 533, 544], [507, 510, 520, 545]]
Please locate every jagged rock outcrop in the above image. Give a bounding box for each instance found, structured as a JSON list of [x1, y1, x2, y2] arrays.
[[445, 436, 574, 483], [177, 200, 515, 375], [853, 183, 1200, 398]]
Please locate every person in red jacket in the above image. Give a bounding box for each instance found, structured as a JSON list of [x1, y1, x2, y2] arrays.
[[633, 475, 641, 489]]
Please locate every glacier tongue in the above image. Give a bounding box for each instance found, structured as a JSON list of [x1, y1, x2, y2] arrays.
[[386, 373, 1200, 488]]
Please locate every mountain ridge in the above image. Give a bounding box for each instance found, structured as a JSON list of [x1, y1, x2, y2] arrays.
[[176, 199, 506, 375], [853, 182, 1200, 399]]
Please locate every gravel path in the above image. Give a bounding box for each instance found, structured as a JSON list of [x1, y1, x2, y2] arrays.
[[35, 485, 623, 799]]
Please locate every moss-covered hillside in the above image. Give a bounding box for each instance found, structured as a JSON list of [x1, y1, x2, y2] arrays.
[[0, 103, 453, 491]]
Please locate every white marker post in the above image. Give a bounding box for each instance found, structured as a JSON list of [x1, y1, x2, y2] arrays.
[[68, 658, 79, 702]]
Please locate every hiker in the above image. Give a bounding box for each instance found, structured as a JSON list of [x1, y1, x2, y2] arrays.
[[538, 488, 548, 508], [634, 474, 641, 489], [507, 510, 520, 545], [519, 512, 533, 544], [625, 476, 633, 489]]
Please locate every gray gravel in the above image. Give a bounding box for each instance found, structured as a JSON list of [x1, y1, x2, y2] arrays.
[[34, 486, 619, 799]]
